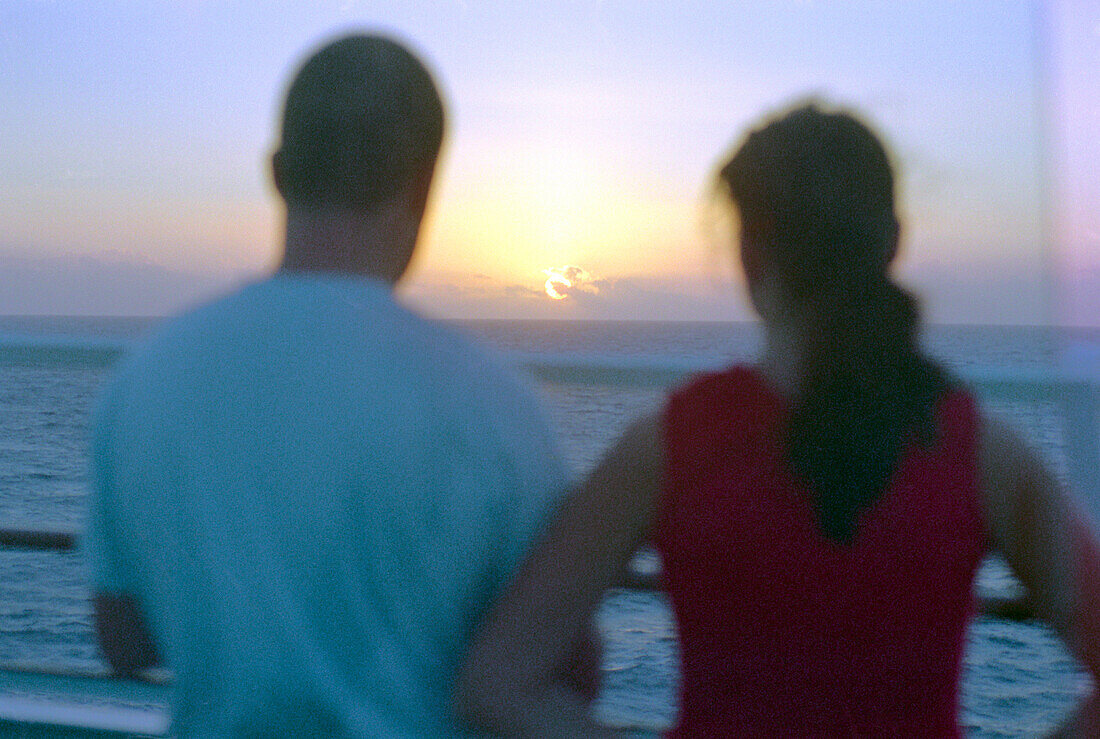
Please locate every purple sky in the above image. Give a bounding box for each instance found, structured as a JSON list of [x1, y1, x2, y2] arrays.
[[1, 1, 1096, 324]]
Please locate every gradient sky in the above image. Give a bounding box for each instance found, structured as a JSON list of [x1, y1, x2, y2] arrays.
[[1, 1, 1095, 323]]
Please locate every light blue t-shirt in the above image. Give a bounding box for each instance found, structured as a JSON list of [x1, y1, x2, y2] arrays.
[[84, 273, 569, 737]]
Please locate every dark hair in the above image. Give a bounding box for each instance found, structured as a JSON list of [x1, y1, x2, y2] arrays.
[[274, 33, 445, 209], [718, 102, 948, 544]]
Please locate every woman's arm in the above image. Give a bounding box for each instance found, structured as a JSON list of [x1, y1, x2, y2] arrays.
[[455, 413, 666, 736], [93, 593, 161, 677], [1059, 507, 1100, 734], [978, 412, 1100, 735]]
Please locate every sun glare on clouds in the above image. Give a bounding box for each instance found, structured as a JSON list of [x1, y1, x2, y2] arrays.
[[543, 269, 571, 300], [542, 265, 600, 301]]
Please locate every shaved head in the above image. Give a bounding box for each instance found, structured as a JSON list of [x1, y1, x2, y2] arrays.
[[274, 34, 445, 210]]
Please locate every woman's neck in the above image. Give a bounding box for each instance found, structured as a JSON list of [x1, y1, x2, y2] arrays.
[[757, 320, 808, 399]]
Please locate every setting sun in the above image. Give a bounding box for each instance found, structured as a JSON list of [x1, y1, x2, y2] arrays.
[[541, 266, 600, 302], [543, 270, 571, 300]]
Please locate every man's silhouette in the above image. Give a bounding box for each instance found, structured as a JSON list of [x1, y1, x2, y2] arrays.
[[85, 33, 570, 736]]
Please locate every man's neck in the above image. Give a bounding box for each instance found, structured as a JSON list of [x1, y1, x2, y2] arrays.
[[278, 202, 417, 284]]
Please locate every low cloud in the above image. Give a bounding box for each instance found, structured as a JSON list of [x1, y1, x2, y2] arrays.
[[403, 269, 748, 322], [0, 251, 256, 316]]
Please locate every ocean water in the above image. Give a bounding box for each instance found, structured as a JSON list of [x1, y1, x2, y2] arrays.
[[0, 315, 1095, 736]]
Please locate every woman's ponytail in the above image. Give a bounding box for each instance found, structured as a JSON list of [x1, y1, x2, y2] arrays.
[[720, 103, 947, 544], [789, 278, 945, 543]]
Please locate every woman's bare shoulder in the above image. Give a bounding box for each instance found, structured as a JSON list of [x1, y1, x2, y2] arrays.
[[976, 410, 1032, 533]]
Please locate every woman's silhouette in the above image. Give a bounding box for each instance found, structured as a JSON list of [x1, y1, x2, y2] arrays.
[[456, 102, 1100, 736]]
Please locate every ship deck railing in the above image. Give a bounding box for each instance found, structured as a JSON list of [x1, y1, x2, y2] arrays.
[[1, 349, 1098, 737]]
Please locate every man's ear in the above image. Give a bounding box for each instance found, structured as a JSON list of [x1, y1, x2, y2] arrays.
[[884, 218, 901, 265], [271, 149, 286, 197], [407, 160, 436, 216], [739, 228, 763, 283]]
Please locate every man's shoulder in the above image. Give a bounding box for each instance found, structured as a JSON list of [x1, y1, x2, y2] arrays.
[[99, 281, 267, 398], [405, 319, 509, 381], [404, 324, 547, 444], [102, 276, 543, 431]]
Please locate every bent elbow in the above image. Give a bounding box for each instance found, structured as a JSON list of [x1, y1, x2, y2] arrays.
[[451, 678, 484, 728], [452, 657, 523, 732], [92, 594, 161, 678], [453, 669, 496, 729]]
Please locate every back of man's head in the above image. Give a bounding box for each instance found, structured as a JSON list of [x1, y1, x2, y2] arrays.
[[274, 34, 445, 210]]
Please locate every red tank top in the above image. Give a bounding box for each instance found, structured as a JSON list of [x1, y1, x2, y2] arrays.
[[655, 366, 987, 737]]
